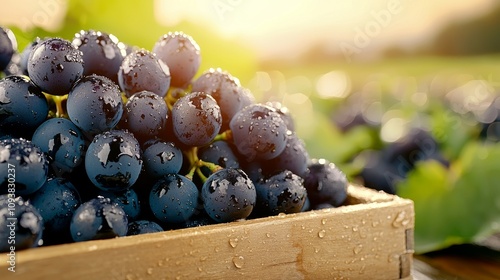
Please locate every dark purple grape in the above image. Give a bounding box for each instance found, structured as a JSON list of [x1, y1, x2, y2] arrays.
[[121, 90, 168, 143], [229, 104, 288, 161], [0, 27, 17, 72], [0, 75, 49, 138], [265, 101, 295, 131], [19, 37, 42, 75], [32, 118, 86, 176], [192, 68, 254, 130], [98, 188, 141, 221], [359, 150, 401, 194], [127, 220, 163, 236], [171, 91, 222, 147], [27, 37, 84, 96], [117, 48, 171, 98], [381, 128, 449, 174], [67, 74, 123, 136], [72, 30, 126, 84], [142, 139, 183, 178], [198, 140, 239, 176], [201, 168, 256, 223], [153, 32, 201, 88], [29, 178, 81, 244], [85, 130, 142, 192], [70, 196, 128, 242], [0, 138, 48, 196], [262, 131, 309, 178], [304, 159, 348, 208], [0, 195, 43, 252], [255, 170, 307, 216], [149, 174, 199, 224]]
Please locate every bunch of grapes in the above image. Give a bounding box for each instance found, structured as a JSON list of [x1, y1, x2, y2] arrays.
[[0, 27, 348, 251]]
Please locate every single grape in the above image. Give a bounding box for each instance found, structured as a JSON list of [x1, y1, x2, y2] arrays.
[[0, 138, 48, 196], [142, 139, 183, 178], [27, 37, 84, 96], [171, 92, 222, 147], [127, 220, 163, 236], [85, 130, 142, 192], [198, 140, 239, 176], [32, 118, 86, 176], [117, 48, 171, 98], [72, 30, 126, 84], [29, 177, 81, 244], [0, 27, 17, 72], [19, 37, 42, 75], [359, 150, 401, 194], [304, 159, 348, 208], [67, 74, 123, 136], [254, 170, 307, 216], [192, 68, 254, 130], [261, 131, 309, 178], [98, 188, 141, 221], [149, 174, 199, 224], [0, 75, 49, 138], [153, 32, 201, 88], [0, 195, 43, 252], [265, 101, 295, 131], [201, 168, 256, 223], [121, 90, 168, 143], [229, 104, 288, 161], [70, 196, 128, 242]]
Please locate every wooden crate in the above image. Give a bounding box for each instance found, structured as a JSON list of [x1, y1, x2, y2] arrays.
[[0, 185, 414, 280]]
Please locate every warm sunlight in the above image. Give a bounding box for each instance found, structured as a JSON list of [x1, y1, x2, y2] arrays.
[[155, 0, 497, 60]]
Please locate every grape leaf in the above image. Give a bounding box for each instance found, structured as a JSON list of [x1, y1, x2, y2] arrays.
[[398, 142, 500, 253]]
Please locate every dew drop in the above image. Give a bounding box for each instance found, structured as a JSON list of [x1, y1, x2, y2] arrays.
[[228, 237, 239, 248], [232, 255, 245, 269], [353, 244, 363, 255], [321, 218, 327, 225], [388, 252, 400, 263], [392, 211, 408, 228], [318, 229, 326, 238]]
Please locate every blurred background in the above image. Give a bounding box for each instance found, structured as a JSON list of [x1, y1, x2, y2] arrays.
[[1, 0, 500, 254]]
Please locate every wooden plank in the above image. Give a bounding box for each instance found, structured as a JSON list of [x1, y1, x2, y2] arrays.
[[0, 185, 414, 280]]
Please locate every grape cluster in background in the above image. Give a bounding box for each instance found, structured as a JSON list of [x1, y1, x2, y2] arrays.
[[0, 26, 349, 251]]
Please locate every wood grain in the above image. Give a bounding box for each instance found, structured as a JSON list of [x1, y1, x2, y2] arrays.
[[0, 185, 414, 280]]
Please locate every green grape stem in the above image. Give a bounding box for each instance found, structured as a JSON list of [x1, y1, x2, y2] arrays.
[[213, 129, 232, 142], [182, 146, 223, 183]]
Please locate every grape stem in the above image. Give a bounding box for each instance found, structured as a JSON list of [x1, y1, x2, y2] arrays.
[[213, 129, 232, 142], [53, 95, 68, 118], [182, 146, 223, 183]]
